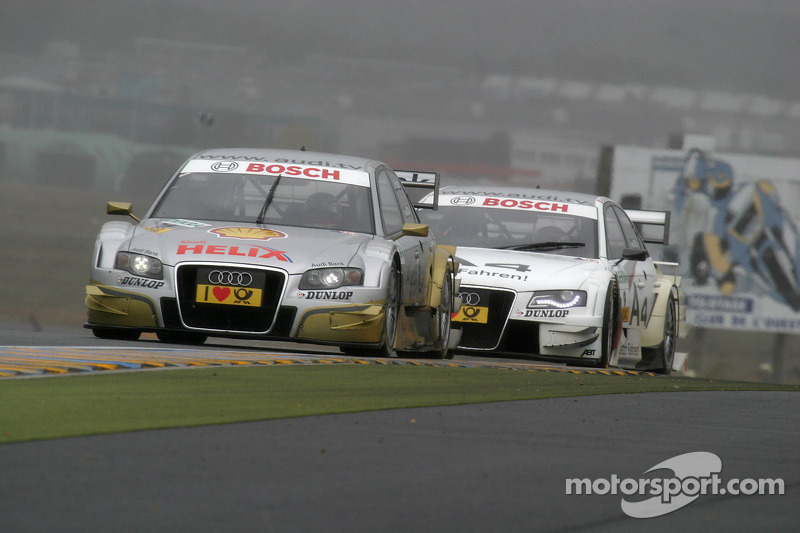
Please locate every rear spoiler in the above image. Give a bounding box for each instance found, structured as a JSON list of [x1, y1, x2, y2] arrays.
[[395, 170, 440, 210], [625, 209, 671, 245]]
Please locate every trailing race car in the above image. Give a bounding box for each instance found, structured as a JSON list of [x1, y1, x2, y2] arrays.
[[418, 185, 687, 373], [85, 148, 459, 358]]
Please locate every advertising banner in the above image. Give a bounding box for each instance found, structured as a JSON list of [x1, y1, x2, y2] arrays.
[[605, 145, 800, 333]]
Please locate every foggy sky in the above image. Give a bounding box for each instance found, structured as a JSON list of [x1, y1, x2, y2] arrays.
[[3, 0, 800, 99]]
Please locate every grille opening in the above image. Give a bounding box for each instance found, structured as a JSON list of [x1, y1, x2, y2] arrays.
[[175, 264, 286, 333], [458, 288, 515, 349]]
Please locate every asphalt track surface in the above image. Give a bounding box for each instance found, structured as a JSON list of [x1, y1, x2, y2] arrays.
[[1, 327, 797, 532]]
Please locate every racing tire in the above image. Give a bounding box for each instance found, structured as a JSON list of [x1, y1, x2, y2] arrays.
[[378, 263, 400, 358], [156, 331, 208, 345], [428, 269, 454, 360], [595, 282, 618, 369], [642, 294, 677, 375], [92, 327, 140, 341]]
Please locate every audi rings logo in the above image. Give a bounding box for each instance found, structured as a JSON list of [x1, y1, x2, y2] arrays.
[[458, 292, 481, 306], [208, 270, 253, 286], [211, 162, 239, 172]]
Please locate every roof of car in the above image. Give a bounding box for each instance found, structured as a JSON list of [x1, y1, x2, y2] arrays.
[[436, 185, 607, 207], [190, 148, 383, 173]]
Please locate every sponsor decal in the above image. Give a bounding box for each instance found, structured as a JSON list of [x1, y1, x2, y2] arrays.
[[196, 284, 262, 306], [210, 161, 239, 172], [524, 309, 570, 318], [177, 241, 292, 262], [245, 162, 341, 180], [616, 339, 639, 358], [459, 266, 529, 282], [453, 306, 489, 323], [449, 196, 476, 205], [297, 290, 354, 300], [117, 277, 165, 289], [143, 226, 172, 233], [440, 193, 597, 218], [443, 190, 591, 204], [180, 159, 371, 187], [210, 227, 287, 241], [196, 155, 362, 170], [482, 197, 569, 212], [131, 247, 158, 257], [162, 219, 212, 228], [311, 261, 345, 268]]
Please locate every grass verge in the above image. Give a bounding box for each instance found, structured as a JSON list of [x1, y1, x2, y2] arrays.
[[1, 364, 797, 444]]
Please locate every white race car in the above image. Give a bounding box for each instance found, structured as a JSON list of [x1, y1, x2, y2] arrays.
[[418, 185, 688, 372]]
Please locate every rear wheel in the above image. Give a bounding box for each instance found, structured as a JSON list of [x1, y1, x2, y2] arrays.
[[642, 294, 677, 374]]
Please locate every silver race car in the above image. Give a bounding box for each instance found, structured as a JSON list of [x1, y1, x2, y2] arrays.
[[418, 185, 687, 372], [85, 148, 459, 358]]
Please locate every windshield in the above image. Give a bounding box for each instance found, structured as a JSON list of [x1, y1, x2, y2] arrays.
[[150, 172, 375, 233], [419, 206, 598, 258]]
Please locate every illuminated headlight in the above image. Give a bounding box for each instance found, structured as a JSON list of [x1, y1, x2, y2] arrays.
[[115, 252, 163, 279], [299, 268, 363, 289], [528, 290, 586, 309]]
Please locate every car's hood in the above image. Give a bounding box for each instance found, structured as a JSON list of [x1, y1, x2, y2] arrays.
[[456, 246, 604, 291], [127, 219, 372, 274]]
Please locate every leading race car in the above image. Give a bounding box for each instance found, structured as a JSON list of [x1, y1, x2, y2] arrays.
[[85, 148, 459, 358], [418, 185, 688, 373]]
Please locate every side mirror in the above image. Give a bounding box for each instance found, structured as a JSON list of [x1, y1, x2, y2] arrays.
[[107, 201, 140, 222], [402, 223, 429, 237], [617, 247, 648, 263]]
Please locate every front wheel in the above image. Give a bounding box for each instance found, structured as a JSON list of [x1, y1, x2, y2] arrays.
[[595, 282, 618, 368], [428, 270, 454, 360], [379, 264, 400, 358]]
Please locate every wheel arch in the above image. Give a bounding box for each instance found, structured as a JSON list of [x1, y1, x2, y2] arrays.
[[425, 245, 458, 309], [642, 282, 679, 348]]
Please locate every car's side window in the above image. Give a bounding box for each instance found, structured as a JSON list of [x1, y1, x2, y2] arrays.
[[386, 169, 419, 224], [376, 169, 404, 236], [604, 206, 627, 259], [613, 206, 647, 252]]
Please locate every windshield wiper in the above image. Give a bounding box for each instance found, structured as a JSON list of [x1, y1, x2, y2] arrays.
[[256, 174, 282, 225], [498, 241, 586, 251]]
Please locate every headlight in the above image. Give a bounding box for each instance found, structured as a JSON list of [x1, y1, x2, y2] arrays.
[[115, 252, 163, 279], [299, 267, 363, 289], [527, 290, 586, 309]]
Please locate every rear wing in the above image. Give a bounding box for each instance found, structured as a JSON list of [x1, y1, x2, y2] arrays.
[[625, 209, 671, 245], [395, 170, 440, 210]]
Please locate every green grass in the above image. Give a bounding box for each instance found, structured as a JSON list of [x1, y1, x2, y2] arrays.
[[1, 364, 796, 444]]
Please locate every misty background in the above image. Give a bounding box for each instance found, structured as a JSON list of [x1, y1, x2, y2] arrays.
[[2, 0, 799, 382], [3, 1, 799, 190]]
